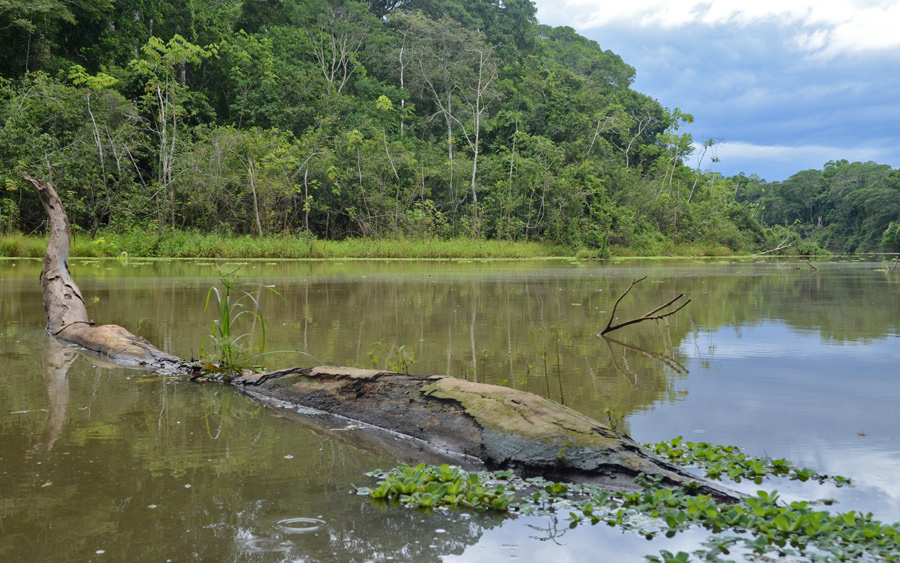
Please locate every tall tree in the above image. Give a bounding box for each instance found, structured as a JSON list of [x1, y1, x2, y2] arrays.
[[130, 35, 215, 232], [288, 0, 378, 95], [406, 13, 497, 233]]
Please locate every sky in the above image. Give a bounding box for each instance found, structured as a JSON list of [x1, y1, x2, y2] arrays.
[[530, 0, 900, 182]]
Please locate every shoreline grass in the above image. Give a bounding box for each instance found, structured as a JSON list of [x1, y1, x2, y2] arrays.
[[0, 232, 573, 260], [0, 231, 842, 260]]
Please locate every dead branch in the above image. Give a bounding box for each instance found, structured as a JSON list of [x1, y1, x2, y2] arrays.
[[600, 277, 691, 335], [755, 237, 793, 256], [24, 173, 187, 370], [805, 261, 819, 272]]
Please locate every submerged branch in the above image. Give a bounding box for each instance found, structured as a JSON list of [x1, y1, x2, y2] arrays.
[[600, 277, 690, 335]]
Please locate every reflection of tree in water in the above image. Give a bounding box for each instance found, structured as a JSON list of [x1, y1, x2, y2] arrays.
[[246, 272, 696, 426], [5, 337, 500, 562], [27, 334, 76, 455], [37, 259, 899, 434], [526, 516, 568, 546]]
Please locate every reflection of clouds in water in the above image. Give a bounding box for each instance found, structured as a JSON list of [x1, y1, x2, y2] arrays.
[[681, 321, 900, 362], [776, 443, 900, 521], [444, 516, 724, 563], [636, 320, 900, 522]]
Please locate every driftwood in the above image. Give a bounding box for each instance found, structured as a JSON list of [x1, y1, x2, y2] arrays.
[[25, 174, 185, 369], [233, 366, 738, 498], [600, 276, 690, 335], [27, 173, 739, 500]]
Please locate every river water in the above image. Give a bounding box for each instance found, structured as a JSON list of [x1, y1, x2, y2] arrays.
[[1, 257, 898, 562]]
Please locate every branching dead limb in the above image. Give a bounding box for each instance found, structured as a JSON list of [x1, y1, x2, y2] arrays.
[[755, 237, 793, 256], [600, 277, 691, 336]]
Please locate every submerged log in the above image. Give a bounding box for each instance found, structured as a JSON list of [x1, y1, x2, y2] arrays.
[[25, 174, 184, 369], [28, 173, 739, 500], [232, 366, 739, 499]]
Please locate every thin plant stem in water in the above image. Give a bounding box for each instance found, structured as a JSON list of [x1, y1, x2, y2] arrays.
[[202, 266, 281, 378]]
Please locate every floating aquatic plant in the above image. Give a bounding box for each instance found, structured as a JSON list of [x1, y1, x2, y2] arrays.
[[360, 440, 898, 562]]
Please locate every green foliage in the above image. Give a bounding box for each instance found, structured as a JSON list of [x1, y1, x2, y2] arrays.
[[201, 266, 280, 378], [646, 437, 851, 487], [363, 440, 898, 562], [736, 161, 900, 254], [361, 463, 514, 512], [366, 341, 418, 374], [0, 0, 881, 256], [0, 232, 573, 258], [882, 221, 900, 252], [646, 551, 691, 563]]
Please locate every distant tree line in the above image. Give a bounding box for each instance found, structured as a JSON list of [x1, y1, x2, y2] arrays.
[[731, 160, 900, 253], [0, 0, 894, 254]]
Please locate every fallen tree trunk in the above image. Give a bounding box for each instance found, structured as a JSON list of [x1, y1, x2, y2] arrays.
[[230, 366, 739, 499], [25, 174, 185, 370], [28, 173, 739, 500]]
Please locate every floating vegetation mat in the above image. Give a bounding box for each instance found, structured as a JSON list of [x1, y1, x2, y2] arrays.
[[357, 438, 898, 562]]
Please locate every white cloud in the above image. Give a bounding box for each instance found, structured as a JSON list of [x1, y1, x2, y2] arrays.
[[536, 0, 900, 58], [821, 2, 900, 56], [532, 1, 900, 180], [697, 140, 893, 179], [714, 141, 875, 162]]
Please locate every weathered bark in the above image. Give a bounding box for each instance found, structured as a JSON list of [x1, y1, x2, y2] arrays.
[[25, 173, 185, 369], [232, 366, 740, 500]]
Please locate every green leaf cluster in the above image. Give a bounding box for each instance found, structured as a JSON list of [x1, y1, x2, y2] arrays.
[[362, 440, 899, 562], [0, 1, 889, 256], [361, 463, 514, 512], [645, 436, 852, 487]]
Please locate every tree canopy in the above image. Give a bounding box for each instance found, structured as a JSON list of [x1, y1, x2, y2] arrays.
[[0, 0, 891, 255]]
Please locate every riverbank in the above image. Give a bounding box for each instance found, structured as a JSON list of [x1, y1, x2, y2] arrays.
[[0, 231, 758, 260], [0, 232, 570, 259]]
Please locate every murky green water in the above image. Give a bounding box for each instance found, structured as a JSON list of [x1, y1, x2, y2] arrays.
[[2, 257, 899, 562]]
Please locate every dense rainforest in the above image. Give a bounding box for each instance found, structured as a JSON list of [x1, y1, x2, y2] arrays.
[[0, 0, 896, 255]]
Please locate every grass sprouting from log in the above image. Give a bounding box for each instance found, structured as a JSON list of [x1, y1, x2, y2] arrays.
[[201, 266, 279, 378], [359, 440, 899, 562]]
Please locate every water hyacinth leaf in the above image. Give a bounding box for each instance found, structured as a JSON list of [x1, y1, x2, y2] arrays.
[[362, 443, 899, 562]]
